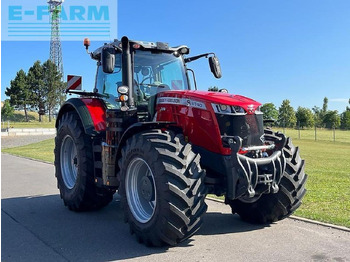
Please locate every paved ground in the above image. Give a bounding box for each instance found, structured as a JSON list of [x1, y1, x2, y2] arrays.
[[1, 135, 55, 149], [2, 154, 350, 262]]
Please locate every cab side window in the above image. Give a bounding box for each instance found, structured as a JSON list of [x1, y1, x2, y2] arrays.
[[95, 54, 122, 97], [159, 59, 186, 90]]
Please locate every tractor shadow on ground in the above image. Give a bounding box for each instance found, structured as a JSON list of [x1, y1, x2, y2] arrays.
[[2, 194, 268, 261], [198, 211, 268, 236]]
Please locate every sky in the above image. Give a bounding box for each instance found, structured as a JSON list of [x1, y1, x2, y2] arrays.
[[1, 0, 350, 113]]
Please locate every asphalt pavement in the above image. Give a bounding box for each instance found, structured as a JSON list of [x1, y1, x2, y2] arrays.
[[2, 153, 350, 262]]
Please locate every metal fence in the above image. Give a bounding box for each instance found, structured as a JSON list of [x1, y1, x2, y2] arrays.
[[275, 127, 350, 143]]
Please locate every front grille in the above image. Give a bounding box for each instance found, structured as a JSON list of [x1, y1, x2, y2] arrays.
[[216, 113, 264, 147]]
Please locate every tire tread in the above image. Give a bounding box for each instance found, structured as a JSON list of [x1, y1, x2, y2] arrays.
[[229, 131, 307, 224], [119, 130, 207, 246]]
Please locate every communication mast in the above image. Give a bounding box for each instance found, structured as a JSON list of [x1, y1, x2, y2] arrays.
[[48, 0, 64, 80]]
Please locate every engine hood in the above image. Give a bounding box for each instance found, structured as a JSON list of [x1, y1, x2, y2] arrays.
[[158, 90, 261, 111]]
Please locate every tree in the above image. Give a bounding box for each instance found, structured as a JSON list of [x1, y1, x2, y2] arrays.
[[261, 103, 278, 120], [42, 60, 65, 122], [312, 106, 323, 127], [322, 97, 328, 113], [5, 60, 66, 123], [323, 110, 340, 129], [208, 86, 219, 92], [341, 111, 350, 130], [58, 81, 67, 107], [5, 69, 32, 122], [27, 61, 45, 122], [296, 107, 314, 128], [260, 103, 278, 126], [278, 99, 296, 128], [1, 100, 14, 121]]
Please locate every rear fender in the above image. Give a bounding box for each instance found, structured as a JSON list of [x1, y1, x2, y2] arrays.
[[56, 98, 107, 136]]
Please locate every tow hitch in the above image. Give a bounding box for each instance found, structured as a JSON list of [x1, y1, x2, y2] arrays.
[[223, 135, 286, 200]]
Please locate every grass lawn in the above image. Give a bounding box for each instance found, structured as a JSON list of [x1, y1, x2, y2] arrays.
[[3, 135, 350, 228], [3, 122, 56, 129], [291, 139, 350, 227], [2, 110, 55, 129], [3, 139, 55, 163]]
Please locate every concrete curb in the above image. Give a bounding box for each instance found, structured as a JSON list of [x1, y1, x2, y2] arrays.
[[288, 215, 350, 232], [206, 197, 350, 233], [1, 128, 56, 136], [1, 132, 9, 137]]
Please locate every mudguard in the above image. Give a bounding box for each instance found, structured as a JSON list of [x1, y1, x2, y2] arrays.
[[117, 121, 177, 153], [56, 98, 107, 136]]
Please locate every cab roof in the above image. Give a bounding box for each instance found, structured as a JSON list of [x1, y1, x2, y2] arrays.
[[91, 38, 189, 60]]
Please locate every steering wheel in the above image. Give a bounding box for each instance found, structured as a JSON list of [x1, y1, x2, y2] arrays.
[[140, 76, 152, 86]]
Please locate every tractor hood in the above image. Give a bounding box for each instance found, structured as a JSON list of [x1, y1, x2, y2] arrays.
[[158, 90, 261, 112]]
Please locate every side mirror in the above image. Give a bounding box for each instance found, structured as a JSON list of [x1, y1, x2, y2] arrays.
[[209, 56, 222, 79], [101, 46, 115, 74]]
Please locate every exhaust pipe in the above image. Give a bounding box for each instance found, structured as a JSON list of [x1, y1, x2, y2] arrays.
[[121, 36, 134, 108]]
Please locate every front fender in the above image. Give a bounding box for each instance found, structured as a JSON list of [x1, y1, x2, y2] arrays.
[[116, 121, 178, 155]]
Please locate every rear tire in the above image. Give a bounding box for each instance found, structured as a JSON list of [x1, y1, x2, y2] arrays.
[[55, 112, 113, 211], [229, 133, 307, 224], [118, 130, 207, 246]]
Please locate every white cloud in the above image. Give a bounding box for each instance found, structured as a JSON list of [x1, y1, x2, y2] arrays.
[[329, 98, 348, 103]]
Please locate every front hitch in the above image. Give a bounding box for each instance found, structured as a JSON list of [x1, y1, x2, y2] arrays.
[[223, 135, 287, 200]]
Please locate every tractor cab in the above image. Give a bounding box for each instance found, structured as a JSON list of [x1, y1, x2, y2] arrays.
[[94, 48, 190, 117], [87, 36, 221, 119]]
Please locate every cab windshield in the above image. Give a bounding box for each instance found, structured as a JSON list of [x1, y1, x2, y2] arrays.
[[134, 51, 189, 97], [95, 50, 189, 108]]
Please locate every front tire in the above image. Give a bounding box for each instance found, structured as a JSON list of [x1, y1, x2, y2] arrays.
[[229, 132, 307, 224], [55, 112, 113, 211], [119, 130, 207, 246]]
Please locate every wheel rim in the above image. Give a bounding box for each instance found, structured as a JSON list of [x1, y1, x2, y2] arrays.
[[60, 135, 78, 189], [125, 157, 156, 223]]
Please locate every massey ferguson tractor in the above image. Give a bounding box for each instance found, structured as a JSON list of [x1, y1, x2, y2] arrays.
[[55, 36, 307, 246]]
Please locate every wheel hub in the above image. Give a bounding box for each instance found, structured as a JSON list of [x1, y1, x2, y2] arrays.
[[60, 135, 78, 190], [140, 176, 153, 202], [125, 157, 157, 223]]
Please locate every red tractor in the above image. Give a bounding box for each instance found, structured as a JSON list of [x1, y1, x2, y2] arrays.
[[55, 36, 307, 246]]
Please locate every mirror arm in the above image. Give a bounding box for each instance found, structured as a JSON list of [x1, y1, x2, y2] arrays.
[[185, 53, 215, 63]]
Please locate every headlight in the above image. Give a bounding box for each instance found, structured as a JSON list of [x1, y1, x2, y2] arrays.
[[220, 104, 228, 111], [233, 106, 245, 114], [212, 103, 246, 115], [117, 85, 128, 94]]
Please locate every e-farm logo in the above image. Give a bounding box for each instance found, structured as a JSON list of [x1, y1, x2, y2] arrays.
[[1, 0, 117, 41]]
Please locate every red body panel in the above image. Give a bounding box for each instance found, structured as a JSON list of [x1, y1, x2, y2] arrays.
[[156, 91, 261, 155], [79, 91, 261, 156], [81, 98, 107, 131], [163, 90, 261, 111]]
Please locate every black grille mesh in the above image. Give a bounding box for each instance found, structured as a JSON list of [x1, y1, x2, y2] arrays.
[[216, 113, 264, 147]]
